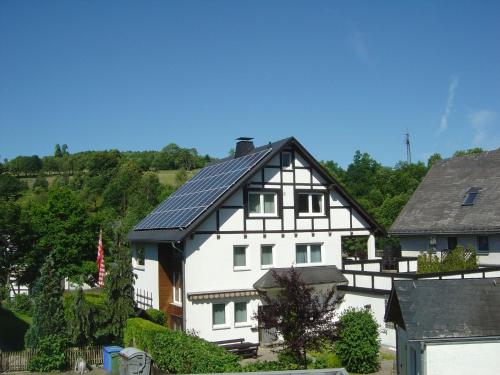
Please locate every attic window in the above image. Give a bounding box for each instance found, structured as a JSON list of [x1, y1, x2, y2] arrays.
[[462, 188, 480, 206]]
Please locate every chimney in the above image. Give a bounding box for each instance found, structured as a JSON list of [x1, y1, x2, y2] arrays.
[[234, 137, 255, 158]]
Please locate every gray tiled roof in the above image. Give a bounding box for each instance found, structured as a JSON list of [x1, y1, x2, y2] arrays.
[[253, 265, 347, 290], [386, 278, 500, 340], [390, 149, 500, 235]]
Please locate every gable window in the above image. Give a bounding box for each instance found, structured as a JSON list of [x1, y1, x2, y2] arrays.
[[234, 301, 248, 324], [296, 244, 322, 265], [447, 237, 457, 250], [233, 246, 248, 270], [281, 152, 292, 169], [248, 192, 277, 216], [463, 188, 480, 206], [172, 271, 182, 305], [212, 303, 226, 326], [261, 245, 274, 268], [297, 192, 324, 216], [478, 236, 489, 253]]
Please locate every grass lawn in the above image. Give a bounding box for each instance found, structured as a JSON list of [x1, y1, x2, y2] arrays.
[[0, 304, 32, 351], [155, 169, 198, 186]]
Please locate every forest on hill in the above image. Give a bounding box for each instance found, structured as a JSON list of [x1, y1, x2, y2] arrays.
[[0, 143, 485, 294]]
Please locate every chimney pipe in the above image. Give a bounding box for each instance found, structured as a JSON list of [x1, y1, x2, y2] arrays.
[[234, 137, 255, 158]]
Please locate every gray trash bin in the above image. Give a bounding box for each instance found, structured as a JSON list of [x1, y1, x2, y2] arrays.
[[119, 347, 151, 375]]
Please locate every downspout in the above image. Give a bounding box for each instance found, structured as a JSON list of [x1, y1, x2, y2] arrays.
[[170, 240, 186, 332], [420, 341, 426, 375]]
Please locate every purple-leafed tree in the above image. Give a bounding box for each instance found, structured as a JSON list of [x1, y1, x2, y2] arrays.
[[254, 267, 342, 368]]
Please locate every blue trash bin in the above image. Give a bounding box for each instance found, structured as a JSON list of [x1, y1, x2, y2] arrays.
[[103, 346, 123, 372]]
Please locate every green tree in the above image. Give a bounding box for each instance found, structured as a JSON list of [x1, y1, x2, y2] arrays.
[[0, 173, 27, 199], [453, 148, 484, 157], [54, 144, 63, 158], [25, 255, 67, 348], [175, 168, 188, 186], [427, 153, 442, 168], [66, 286, 95, 346]]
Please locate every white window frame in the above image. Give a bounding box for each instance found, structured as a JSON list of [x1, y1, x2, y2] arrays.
[[260, 244, 274, 269], [297, 192, 325, 216], [281, 151, 293, 169], [248, 192, 278, 217], [234, 301, 250, 327], [172, 271, 182, 306], [233, 245, 250, 271], [212, 302, 229, 329], [295, 243, 323, 265]]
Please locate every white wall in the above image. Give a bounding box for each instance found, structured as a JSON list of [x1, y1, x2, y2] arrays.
[[339, 291, 395, 348], [132, 243, 160, 309], [426, 340, 500, 375]]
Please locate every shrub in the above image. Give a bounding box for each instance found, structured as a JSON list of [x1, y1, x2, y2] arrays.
[[418, 246, 479, 274], [27, 335, 67, 372], [242, 360, 298, 372], [417, 251, 441, 274], [150, 330, 240, 374], [309, 347, 342, 369], [145, 308, 166, 326], [7, 294, 34, 316], [123, 317, 168, 351], [335, 308, 380, 374]]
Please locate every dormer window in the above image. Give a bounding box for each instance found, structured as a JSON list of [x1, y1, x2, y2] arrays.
[[463, 188, 480, 206], [248, 191, 277, 216]]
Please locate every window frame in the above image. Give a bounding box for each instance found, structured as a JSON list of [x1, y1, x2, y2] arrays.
[[133, 246, 145, 270], [295, 243, 323, 265], [234, 301, 249, 326], [245, 188, 281, 218], [212, 303, 228, 329], [477, 236, 489, 254], [172, 270, 182, 306], [233, 245, 249, 271], [260, 244, 274, 269], [281, 151, 293, 169], [295, 190, 328, 217]]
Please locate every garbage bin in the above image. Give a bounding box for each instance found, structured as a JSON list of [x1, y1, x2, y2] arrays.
[[103, 346, 123, 373], [119, 347, 151, 375]]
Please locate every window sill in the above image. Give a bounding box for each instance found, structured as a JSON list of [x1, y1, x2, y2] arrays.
[[248, 214, 279, 218], [170, 302, 182, 308], [212, 324, 230, 331], [477, 252, 490, 256], [295, 262, 323, 267], [235, 322, 252, 328], [234, 267, 251, 272], [133, 265, 145, 271], [298, 213, 326, 218], [261, 265, 274, 270]]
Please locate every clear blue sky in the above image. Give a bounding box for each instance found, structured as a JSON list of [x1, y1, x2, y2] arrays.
[[1, 1, 499, 167]]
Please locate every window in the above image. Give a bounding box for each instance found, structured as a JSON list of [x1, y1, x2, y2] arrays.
[[172, 271, 182, 305], [463, 188, 480, 206], [248, 192, 277, 216], [261, 245, 273, 267], [134, 246, 145, 267], [233, 246, 247, 269], [478, 236, 489, 253], [281, 152, 292, 168], [234, 302, 247, 324], [212, 303, 226, 326], [447, 237, 457, 250], [297, 192, 324, 215], [296, 244, 322, 264]]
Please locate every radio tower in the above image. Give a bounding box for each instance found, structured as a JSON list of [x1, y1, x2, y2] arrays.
[[405, 132, 412, 164]]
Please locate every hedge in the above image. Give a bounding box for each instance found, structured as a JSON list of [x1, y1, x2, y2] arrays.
[[124, 318, 240, 374], [145, 308, 166, 326]]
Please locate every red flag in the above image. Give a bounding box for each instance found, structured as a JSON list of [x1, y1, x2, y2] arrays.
[[96, 229, 105, 287]]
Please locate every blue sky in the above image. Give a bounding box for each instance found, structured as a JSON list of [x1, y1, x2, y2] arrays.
[[1, 1, 499, 167]]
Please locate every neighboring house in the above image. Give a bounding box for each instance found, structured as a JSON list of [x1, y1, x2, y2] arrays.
[[390, 149, 500, 264], [128, 137, 384, 343], [385, 278, 500, 375]]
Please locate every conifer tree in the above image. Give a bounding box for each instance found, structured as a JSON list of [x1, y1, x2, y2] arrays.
[[25, 255, 66, 348], [67, 285, 94, 346]]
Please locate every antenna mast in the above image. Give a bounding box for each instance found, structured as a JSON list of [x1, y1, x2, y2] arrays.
[[405, 132, 412, 164]]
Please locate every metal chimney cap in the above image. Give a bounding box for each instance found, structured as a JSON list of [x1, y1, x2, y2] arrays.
[[236, 137, 254, 141]]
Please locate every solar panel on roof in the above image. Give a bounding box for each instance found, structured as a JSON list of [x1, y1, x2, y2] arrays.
[[134, 148, 271, 230]]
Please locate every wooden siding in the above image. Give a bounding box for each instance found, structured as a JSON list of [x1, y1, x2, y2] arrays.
[[158, 243, 183, 328]]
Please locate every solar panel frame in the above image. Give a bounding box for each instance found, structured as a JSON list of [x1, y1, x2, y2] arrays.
[[134, 148, 272, 230]]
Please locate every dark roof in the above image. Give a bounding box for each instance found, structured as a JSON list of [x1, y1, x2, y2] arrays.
[[390, 149, 500, 235], [253, 265, 347, 290], [385, 278, 500, 341], [128, 137, 384, 242]]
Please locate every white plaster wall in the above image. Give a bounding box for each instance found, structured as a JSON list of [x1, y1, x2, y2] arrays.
[[132, 243, 160, 309], [426, 340, 500, 375], [339, 292, 395, 348]]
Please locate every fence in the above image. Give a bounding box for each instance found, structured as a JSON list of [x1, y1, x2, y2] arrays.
[[136, 289, 153, 309], [0, 346, 103, 372]]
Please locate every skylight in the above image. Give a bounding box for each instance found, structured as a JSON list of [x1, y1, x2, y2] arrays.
[[462, 188, 480, 206]]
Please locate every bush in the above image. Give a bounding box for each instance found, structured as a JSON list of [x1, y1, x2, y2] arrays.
[[123, 317, 168, 351], [309, 347, 343, 369], [145, 308, 166, 326], [417, 251, 441, 274], [335, 308, 380, 374], [418, 246, 478, 274], [242, 360, 298, 372], [27, 335, 67, 372], [6, 294, 33, 316]]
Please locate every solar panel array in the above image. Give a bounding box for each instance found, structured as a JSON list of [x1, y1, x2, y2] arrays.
[[134, 148, 271, 230]]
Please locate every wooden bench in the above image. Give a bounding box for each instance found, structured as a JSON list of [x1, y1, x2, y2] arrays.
[[212, 338, 259, 358]]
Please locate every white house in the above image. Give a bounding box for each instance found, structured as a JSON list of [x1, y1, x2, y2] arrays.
[[390, 149, 500, 264], [385, 278, 500, 375], [128, 137, 385, 343]]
